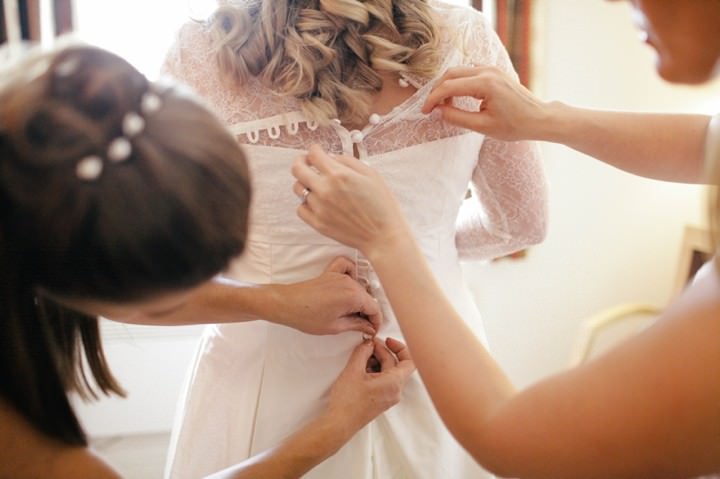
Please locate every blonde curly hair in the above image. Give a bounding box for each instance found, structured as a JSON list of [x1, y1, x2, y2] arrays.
[[210, 0, 441, 126]]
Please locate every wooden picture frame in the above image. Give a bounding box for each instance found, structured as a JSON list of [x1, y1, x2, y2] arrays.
[[53, 0, 72, 36], [0, 0, 6, 44], [493, 0, 533, 86], [1, 0, 22, 44], [0, 0, 73, 45], [672, 225, 713, 297]]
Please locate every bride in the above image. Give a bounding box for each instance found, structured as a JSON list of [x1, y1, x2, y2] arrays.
[[163, 1, 547, 478]]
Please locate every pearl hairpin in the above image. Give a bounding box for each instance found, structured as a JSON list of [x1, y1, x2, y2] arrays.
[[74, 90, 163, 180], [122, 112, 145, 137], [141, 92, 162, 114], [76, 156, 104, 181], [107, 137, 132, 163], [55, 57, 80, 77]]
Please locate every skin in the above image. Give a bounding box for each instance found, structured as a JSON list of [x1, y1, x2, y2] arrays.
[[0, 336, 414, 479], [289, 1, 720, 477], [6, 255, 408, 479], [421, 65, 710, 183], [618, 0, 720, 84], [56, 256, 381, 336]]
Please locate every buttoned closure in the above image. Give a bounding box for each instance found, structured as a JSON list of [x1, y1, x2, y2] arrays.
[[350, 130, 365, 143]]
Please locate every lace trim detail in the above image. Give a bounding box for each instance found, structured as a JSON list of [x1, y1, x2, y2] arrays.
[[228, 111, 318, 144]]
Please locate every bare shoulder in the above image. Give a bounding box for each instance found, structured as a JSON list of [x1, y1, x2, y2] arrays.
[[0, 399, 121, 479]]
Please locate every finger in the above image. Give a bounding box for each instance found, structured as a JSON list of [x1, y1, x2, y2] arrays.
[[338, 315, 377, 336], [372, 338, 397, 371], [385, 338, 416, 379], [422, 66, 481, 113], [437, 65, 500, 84], [385, 337, 412, 362], [305, 144, 340, 176], [344, 340, 375, 372], [437, 105, 491, 133], [331, 152, 375, 175], [291, 154, 322, 191], [292, 181, 307, 198], [423, 76, 487, 114], [296, 201, 322, 230], [306, 145, 371, 176], [324, 256, 357, 277], [354, 290, 382, 331]]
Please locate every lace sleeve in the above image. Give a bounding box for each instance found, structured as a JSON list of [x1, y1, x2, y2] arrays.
[[161, 24, 191, 80], [160, 22, 223, 104], [454, 11, 548, 261]]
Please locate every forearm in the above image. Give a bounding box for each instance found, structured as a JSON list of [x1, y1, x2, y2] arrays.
[[455, 204, 544, 261], [120, 278, 287, 326], [366, 230, 515, 449], [538, 103, 709, 183], [206, 413, 352, 479]]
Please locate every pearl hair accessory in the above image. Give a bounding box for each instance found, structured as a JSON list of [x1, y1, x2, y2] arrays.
[[141, 93, 162, 114], [76, 155, 104, 181], [55, 57, 80, 77], [76, 90, 163, 180], [107, 137, 132, 163], [122, 112, 145, 137]]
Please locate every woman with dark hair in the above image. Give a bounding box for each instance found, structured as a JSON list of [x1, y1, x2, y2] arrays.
[[292, 0, 720, 477], [0, 44, 413, 478]]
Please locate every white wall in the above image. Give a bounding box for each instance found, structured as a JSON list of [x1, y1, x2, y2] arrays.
[[73, 323, 203, 437], [464, 0, 720, 387]]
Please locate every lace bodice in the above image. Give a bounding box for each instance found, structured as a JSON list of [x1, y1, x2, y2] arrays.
[[163, 1, 547, 260]]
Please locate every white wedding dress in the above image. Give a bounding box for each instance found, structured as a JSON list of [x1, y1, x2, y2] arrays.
[[163, 2, 547, 478]]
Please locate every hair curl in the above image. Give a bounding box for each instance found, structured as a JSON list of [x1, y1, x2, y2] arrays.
[[210, 0, 441, 126]]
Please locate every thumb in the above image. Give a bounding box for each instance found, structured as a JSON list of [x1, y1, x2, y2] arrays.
[[344, 340, 375, 372], [437, 105, 492, 133], [324, 256, 357, 277], [337, 315, 377, 336]]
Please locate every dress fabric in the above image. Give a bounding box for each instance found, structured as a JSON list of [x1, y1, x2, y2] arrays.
[[163, 2, 547, 478]]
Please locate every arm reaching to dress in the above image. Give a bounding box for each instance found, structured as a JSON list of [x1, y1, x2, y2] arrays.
[[105, 256, 381, 336], [423, 66, 711, 183], [0, 338, 414, 479], [291, 146, 720, 478], [208, 338, 414, 479]]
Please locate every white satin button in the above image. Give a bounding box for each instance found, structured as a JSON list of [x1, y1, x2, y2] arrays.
[[350, 130, 365, 143], [369, 113, 381, 125]]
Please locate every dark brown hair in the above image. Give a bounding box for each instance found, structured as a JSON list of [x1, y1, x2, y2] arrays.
[[0, 45, 251, 445]]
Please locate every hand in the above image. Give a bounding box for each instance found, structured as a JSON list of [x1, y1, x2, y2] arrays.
[[421, 66, 550, 141], [291, 145, 412, 258], [272, 256, 382, 336], [325, 337, 415, 434]]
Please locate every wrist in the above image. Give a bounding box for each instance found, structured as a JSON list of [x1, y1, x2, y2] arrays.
[[260, 284, 292, 326], [363, 226, 414, 268], [311, 409, 360, 458], [534, 100, 574, 143]]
